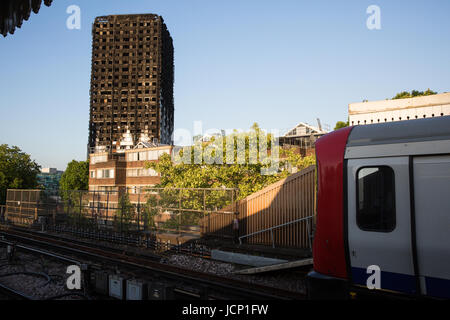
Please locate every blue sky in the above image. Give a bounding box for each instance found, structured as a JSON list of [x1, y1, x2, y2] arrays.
[[1, 0, 449, 170]]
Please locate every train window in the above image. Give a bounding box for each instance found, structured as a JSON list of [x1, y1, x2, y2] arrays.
[[356, 166, 396, 232]]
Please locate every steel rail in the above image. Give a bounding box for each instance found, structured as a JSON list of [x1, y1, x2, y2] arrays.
[[0, 228, 306, 300], [10, 224, 211, 259], [6, 225, 163, 259], [0, 282, 33, 300], [0, 239, 82, 266]]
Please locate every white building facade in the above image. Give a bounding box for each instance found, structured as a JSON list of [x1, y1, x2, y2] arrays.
[[349, 92, 450, 126]]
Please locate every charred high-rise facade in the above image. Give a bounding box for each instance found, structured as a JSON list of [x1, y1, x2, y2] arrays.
[[88, 14, 174, 153]]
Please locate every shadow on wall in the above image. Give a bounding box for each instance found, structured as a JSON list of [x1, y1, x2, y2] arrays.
[[202, 166, 316, 250]]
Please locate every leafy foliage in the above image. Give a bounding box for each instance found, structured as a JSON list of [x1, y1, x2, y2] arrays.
[[59, 160, 89, 191], [280, 148, 316, 173], [0, 144, 40, 204], [142, 195, 159, 229], [115, 193, 135, 231], [146, 124, 315, 201], [392, 89, 437, 100], [59, 189, 90, 224], [334, 121, 349, 130]]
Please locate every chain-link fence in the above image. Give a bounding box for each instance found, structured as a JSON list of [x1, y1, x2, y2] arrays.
[[4, 188, 239, 238]]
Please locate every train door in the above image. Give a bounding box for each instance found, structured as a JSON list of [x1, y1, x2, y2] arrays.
[[413, 155, 450, 298], [346, 156, 417, 295]]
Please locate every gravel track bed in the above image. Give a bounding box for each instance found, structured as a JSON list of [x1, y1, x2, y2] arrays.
[[160, 253, 308, 294], [2, 231, 308, 297], [0, 248, 87, 300]]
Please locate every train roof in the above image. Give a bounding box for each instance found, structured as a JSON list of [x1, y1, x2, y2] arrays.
[[343, 116, 450, 159], [347, 115, 450, 147]]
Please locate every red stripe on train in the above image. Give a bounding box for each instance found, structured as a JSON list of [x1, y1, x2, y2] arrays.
[[313, 126, 353, 279]]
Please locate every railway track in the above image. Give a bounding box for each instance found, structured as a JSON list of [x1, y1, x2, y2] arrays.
[[0, 238, 95, 300], [0, 227, 306, 300], [38, 224, 212, 259], [6, 225, 164, 261], [0, 282, 33, 300]]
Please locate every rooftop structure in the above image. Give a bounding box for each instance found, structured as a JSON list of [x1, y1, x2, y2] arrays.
[[279, 122, 328, 149], [349, 92, 450, 126]]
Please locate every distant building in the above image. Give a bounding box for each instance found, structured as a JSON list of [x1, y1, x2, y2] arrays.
[[88, 14, 174, 154], [37, 168, 63, 190], [279, 122, 328, 151], [349, 92, 450, 126], [193, 131, 225, 143]]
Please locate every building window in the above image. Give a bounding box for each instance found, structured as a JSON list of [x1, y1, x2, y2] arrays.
[[127, 152, 138, 161], [97, 169, 114, 179], [126, 168, 158, 177], [127, 149, 170, 162], [139, 151, 147, 161], [126, 168, 135, 177], [128, 186, 145, 194], [356, 166, 396, 232], [91, 155, 107, 164], [148, 150, 158, 160], [90, 171, 96, 178], [128, 186, 137, 194]]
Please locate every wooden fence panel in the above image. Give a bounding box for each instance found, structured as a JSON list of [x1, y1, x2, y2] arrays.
[[237, 165, 316, 249]]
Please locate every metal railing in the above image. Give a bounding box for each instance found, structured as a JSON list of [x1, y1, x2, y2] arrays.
[[238, 215, 314, 249], [4, 188, 239, 238], [235, 165, 316, 249]]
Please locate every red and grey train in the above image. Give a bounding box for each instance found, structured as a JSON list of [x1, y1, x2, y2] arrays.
[[307, 115, 450, 299]]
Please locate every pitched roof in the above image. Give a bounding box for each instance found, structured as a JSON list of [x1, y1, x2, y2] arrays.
[[283, 122, 328, 137], [133, 141, 159, 149]]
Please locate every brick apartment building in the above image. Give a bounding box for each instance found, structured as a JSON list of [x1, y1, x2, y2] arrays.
[[89, 143, 173, 205]]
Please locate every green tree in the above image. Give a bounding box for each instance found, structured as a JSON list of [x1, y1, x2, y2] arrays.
[[334, 121, 349, 130], [115, 193, 135, 231], [280, 148, 316, 173], [0, 144, 40, 204], [145, 124, 314, 201], [392, 89, 437, 100], [59, 160, 89, 218], [147, 133, 278, 199], [59, 160, 89, 191], [141, 125, 317, 233], [142, 195, 159, 230]]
